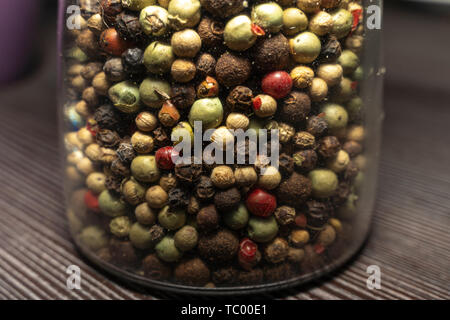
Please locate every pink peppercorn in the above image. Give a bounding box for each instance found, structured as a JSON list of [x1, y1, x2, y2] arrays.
[[261, 71, 293, 99]]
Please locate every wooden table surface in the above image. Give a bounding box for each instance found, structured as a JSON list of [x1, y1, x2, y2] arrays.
[[0, 3, 448, 300]]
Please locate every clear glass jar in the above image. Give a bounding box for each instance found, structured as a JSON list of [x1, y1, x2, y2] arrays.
[[58, 0, 383, 295]]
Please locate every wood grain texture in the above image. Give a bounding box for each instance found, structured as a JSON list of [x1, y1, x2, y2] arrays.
[[0, 3, 448, 300]]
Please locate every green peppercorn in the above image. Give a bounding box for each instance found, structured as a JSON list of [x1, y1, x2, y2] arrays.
[[143, 42, 174, 75], [309, 169, 338, 198], [135, 202, 156, 225], [330, 8, 353, 39], [252, 3, 284, 33], [224, 203, 249, 230], [139, 77, 171, 108], [110, 216, 132, 238], [155, 235, 183, 262], [172, 121, 194, 146], [321, 103, 349, 132], [331, 77, 355, 103], [327, 150, 350, 173], [338, 50, 360, 76], [86, 172, 106, 194], [188, 98, 224, 130], [158, 206, 186, 230], [347, 96, 363, 122], [224, 15, 257, 51], [139, 6, 170, 36], [352, 66, 364, 81], [174, 225, 198, 252], [79, 226, 108, 251], [168, 0, 201, 30], [121, 177, 146, 205], [282, 8, 308, 36], [129, 222, 154, 249], [248, 216, 279, 243], [131, 155, 161, 183], [122, 0, 157, 11], [290, 32, 321, 64], [98, 190, 128, 217], [108, 81, 140, 113]]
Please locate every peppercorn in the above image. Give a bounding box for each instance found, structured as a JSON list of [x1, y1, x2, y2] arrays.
[[196, 205, 220, 232], [214, 187, 241, 213], [174, 225, 199, 252], [175, 158, 203, 184], [82, 87, 100, 108], [264, 237, 289, 264], [347, 125, 365, 142], [172, 121, 194, 146], [96, 129, 120, 148], [252, 2, 284, 33], [121, 48, 145, 80], [274, 206, 296, 226], [100, 0, 123, 25], [135, 111, 158, 132], [238, 238, 261, 271], [261, 71, 293, 99], [139, 77, 171, 108], [98, 189, 128, 217], [79, 226, 108, 251], [309, 11, 333, 36], [158, 101, 181, 127], [289, 229, 310, 248], [84, 189, 100, 213], [158, 206, 186, 230], [278, 153, 295, 177], [135, 202, 156, 225], [281, 91, 311, 125], [226, 86, 254, 114], [175, 258, 210, 286], [290, 31, 321, 64], [71, 75, 88, 92], [346, 35, 364, 55], [116, 142, 136, 164], [131, 131, 154, 154], [337, 193, 358, 220], [171, 84, 196, 109], [121, 177, 146, 204], [288, 247, 305, 263], [197, 16, 224, 50], [200, 0, 244, 18], [193, 176, 214, 201], [331, 181, 351, 207], [343, 140, 362, 158], [168, 188, 189, 209], [238, 269, 264, 285], [108, 81, 141, 113], [246, 188, 277, 217], [105, 175, 122, 193], [187, 196, 200, 215], [330, 8, 353, 39], [91, 72, 111, 96], [225, 113, 249, 131], [131, 155, 160, 183], [309, 77, 329, 102], [293, 131, 316, 150], [293, 149, 318, 172], [223, 15, 257, 52], [317, 224, 336, 247], [338, 50, 360, 76], [216, 52, 251, 88], [167, 0, 201, 30], [160, 173, 178, 192], [189, 98, 224, 130], [77, 127, 94, 146], [86, 172, 106, 194], [146, 185, 168, 209], [252, 33, 290, 73], [115, 11, 143, 42], [321, 103, 349, 133], [109, 239, 139, 266], [234, 167, 257, 188], [109, 216, 132, 238], [81, 62, 103, 80], [198, 230, 239, 264], [276, 172, 312, 208], [317, 63, 343, 87], [317, 137, 339, 160], [307, 114, 329, 137], [297, 0, 321, 13], [197, 76, 219, 99], [100, 28, 133, 57], [155, 235, 183, 262], [247, 216, 279, 243], [104, 58, 126, 82], [142, 254, 172, 281], [210, 166, 234, 189], [282, 8, 308, 36], [171, 29, 202, 58], [327, 150, 350, 173], [139, 5, 169, 36], [143, 41, 174, 75], [258, 166, 282, 190], [309, 169, 338, 198], [76, 29, 100, 58], [319, 35, 342, 63], [253, 94, 277, 118], [290, 66, 314, 89], [87, 13, 104, 35], [171, 59, 197, 83]]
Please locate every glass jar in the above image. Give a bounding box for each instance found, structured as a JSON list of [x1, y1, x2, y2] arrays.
[[58, 0, 383, 295]]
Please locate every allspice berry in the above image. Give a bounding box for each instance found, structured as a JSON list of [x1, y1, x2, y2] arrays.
[[214, 188, 241, 213], [196, 205, 220, 232], [211, 166, 235, 189], [174, 258, 210, 286], [281, 91, 311, 125], [196, 53, 216, 78], [226, 86, 254, 113], [171, 59, 197, 83], [197, 16, 224, 49], [216, 52, 251, 87], [252, 33, 290, 73], [146, 185, 169, 209], [276, 172, 312, 208], [198, 230, 239, 264]]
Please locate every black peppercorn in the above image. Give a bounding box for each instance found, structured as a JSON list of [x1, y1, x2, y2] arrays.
[[306, 200, 331, 230], [100, 0, 123, 26], [252, 33, 290, 73], [226, 86, 254, 113], [110, 158, 131, 177], [293, 131, 316, 150], [196, 176, 216, 201], [200, 0, 245, 19], [105, 174, 122, 194], [152, 126, 171, 147], [116, 141, 136, 164], [197, 16, 224, 49], [293, 150, 318, 172], [281, 91, 311, 125], [103, 57, 126, 82], [214, 188, 241, 213], [318, 136, 341, 158], [175, 158, 203, 185], [196, 53, 216, 78], [197, 205, 220, 232], [115, 11, 143, 42], [278, 153, 294, 177], [94, 104, 121, 130], [149, 224, 166, 244], [168, 188, 190, 209], [318, 35, 342, 63], [171, 84, 196, 110], [216, 53, 251, 88], [96, 129, 121, 148], [307, 115, 329, 137], [343, 140, 363, 158], [122, 47, 146, 79], [274, 206, 296, 226]]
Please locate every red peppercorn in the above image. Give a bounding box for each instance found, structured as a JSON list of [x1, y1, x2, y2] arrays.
[[238, 238, 260, 271], [99, 28, 133, 56], [246, 188, 277, 217], [156, 146, 178, 170], [314, 243, 325, 255], [261, 71, 293, 99], [295, 213, 307, 228], [84, 191, 100, 213]]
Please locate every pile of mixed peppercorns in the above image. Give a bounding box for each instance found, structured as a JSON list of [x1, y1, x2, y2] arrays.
[[64, 0, 367, 288]]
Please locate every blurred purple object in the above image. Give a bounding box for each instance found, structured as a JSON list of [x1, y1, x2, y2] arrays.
[[0, 0, 40, 84]]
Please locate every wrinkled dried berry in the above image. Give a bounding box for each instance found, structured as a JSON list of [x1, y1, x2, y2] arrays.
[[168, 188, 190, 209], [122, 47, 146, 79], [318, 136, 341, 158], [226, 86, 253, 113], [196, 176, 216, 201], [96, 129, 121, 148]]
